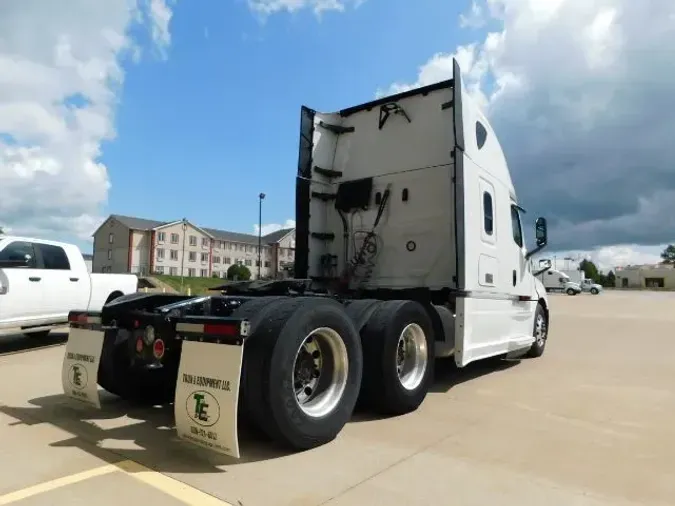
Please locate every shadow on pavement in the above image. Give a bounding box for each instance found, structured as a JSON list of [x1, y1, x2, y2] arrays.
[[0, 331, 68, 355], [0, 392, 293, 474], [350, 356, 521, 423]]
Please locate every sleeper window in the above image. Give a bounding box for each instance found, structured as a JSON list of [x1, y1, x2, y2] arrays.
[[483, 191, 494, 235], [511, 205, 523, 248]]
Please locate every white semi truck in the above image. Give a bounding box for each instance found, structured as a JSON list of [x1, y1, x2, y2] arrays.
[[537, 268, 582, 295], [61, 59, 551, 459]]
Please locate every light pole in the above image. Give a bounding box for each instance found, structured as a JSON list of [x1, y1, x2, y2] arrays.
[[180, 218, 187, 291], [258, 193, 265, 279]]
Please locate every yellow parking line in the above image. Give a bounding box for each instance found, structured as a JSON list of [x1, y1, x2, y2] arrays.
[[0, 463, 119, 505], [117, 460, 235, 506]]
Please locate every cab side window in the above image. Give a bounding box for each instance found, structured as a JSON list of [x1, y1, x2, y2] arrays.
[[510, 205, 523, 248], [482, 191, 494, 235], [37, 244, 71, 270], [0, 241, 37, 268]]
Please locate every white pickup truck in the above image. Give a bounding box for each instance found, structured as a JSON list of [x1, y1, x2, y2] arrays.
[[0, 236, 138, 337]]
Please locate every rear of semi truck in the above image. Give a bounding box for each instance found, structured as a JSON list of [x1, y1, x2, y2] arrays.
[[60, 58, 551, 459]]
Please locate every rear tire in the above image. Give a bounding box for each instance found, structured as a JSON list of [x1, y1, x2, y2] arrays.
[[590, 287, 599, 295], [23, 330, 51, 339], [526, 303, 548, 358], [566, 288, 576, 296], [359, 300, 435, 415], [241, 297, 363, 452]]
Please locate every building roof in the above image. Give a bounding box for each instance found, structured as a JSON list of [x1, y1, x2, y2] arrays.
[[105, 214, 293, 245]]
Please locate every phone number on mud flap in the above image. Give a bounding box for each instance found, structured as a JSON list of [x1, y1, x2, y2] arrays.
[[184, 431, 231, 453], [190, 425, 219, 441], [71, 389, 88, 400]]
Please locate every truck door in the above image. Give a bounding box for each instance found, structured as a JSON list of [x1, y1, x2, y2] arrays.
[[0, 241, 45, 326], [508, 204, 536, 336]]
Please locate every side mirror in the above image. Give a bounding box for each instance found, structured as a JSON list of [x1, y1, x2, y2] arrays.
[[535, 217, 547, 247]]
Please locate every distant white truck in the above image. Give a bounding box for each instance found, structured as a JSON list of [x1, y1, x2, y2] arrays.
[[579, 278, 603, 295], [537, 268, 581, 295], [0, 236, 138, 337]]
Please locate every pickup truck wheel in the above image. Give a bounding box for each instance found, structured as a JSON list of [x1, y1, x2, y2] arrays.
[[359, 300, 435, 415], [590, 287, 599, 295], [526, 303, 548, 358], [97, 329, 174, 405], [23, 330, 51, 339], [242, 297, 362, 451]]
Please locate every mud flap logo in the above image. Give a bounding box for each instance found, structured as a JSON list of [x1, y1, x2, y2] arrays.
[[68, 364, 88, 390], [187, 390, 220, 427]]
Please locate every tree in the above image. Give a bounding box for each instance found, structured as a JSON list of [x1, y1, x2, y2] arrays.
[[660, 244, 675, 264], [579, 259, 599, 282], [227, 263, 251, 281], [605, 270, 616, 287]]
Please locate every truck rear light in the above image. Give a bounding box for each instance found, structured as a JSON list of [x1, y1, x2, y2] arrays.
[[203, 323, 238, 336], [153, 339, 165, 359], [136, 337, 144, 353]]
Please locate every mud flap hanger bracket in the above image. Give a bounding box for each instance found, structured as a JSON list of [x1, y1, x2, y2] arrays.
[[379, 102, 411, 130]]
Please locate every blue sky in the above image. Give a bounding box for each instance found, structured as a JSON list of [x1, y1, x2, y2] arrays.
[[102, 0, 472, 235]]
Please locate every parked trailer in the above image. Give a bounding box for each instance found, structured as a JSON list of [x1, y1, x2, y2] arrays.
[[61, 59, 552, 459]]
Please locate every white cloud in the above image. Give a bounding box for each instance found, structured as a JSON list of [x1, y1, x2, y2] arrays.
[[546, 244, 665, 272], [460, 0, 486, 28], [247, 0, 365, 16], [379, 0, 675, 260], [254, 219, 296, 236], [0, 0, 175, 243]]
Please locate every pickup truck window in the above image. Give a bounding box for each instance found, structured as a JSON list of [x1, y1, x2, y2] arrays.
[[37, 243, 71, 270], [0, 241, 37, 267]]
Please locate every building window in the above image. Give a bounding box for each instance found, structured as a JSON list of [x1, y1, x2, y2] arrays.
[[171, 233, 179, 244], [483, 191, 494, 235], [155, 266, 164, 274], [244, 259, 252, 267], [511, 205, 523, 248], [170, 267, 178, 275], [256, 260, 260, 267], [264, 261, 270, 267], [157, 232, 166, 242], [189, 235, 197, 246], [236, 259, 243, 265], [202, 237, 209, 248], [201, 252, 209, 262], [170, 249, 178, 260], [224, 257, 231, 264], [108, 233, 114, 244], [227, 243, 232, 250], [189, 251, 196, 262], [188, 268, 196, 277], [200, 269, 208, 277], [156, 248, 165, 259], [213, 256, 220, 264], [107, 249, 112, 260]]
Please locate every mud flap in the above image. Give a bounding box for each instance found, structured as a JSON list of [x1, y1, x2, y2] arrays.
[[61, 326, 105, 408], [173, 338, 245, 459]]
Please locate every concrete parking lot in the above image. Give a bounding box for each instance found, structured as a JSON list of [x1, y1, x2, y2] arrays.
[[0, 291, 673, 506]]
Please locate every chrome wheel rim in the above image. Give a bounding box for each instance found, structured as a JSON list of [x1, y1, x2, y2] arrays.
[[396, 323, 428, 391], [534, 313, 547, 346], [292, 327, 348, 418]]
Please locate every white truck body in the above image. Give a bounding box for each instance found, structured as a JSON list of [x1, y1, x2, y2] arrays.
[[0, 236, 138, 333], [298, 60, 549, 365], [537, 268, 581, 294]]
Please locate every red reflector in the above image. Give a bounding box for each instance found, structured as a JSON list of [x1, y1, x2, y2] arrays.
[[153, 339, 165, 359], [133, 320, 140, 329], [68, 313, 87, 324], [136, 338, 144, 353], [203, 323, 238, 336]]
